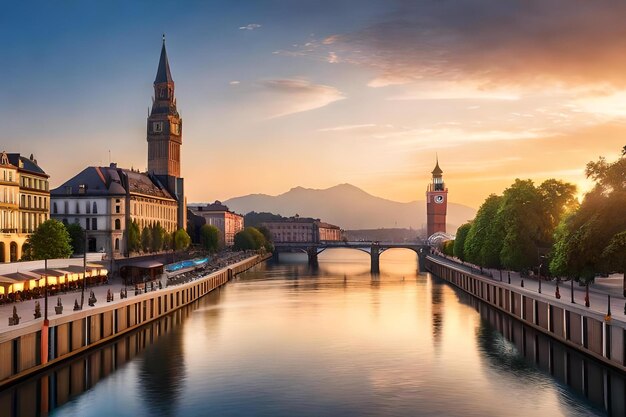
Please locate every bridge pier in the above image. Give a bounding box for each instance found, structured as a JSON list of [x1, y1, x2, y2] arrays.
[[307, 247, 318, 266], [371, 244, 380, 274]]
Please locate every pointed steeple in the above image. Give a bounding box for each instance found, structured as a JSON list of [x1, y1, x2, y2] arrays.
[[155, 34, 173, 84], [431, 155, 443, 176]]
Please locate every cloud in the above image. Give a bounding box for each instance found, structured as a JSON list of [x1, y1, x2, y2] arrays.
[[327, 52, 339, 64], [318, 124, 378, 132], [229, 80, 240, 85], [260, 79, 345, 118], [292, 1, 626, 91], [239, 23, 261, 30]]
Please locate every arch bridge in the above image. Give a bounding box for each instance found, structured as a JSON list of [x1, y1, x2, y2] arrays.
[[273, 241, 430, 273]]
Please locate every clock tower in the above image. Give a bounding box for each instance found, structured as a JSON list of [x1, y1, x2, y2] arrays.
[[426, 157, 448, 237], [147, 36, 186, 229]]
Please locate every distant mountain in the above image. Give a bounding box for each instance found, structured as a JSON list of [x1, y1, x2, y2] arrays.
[[220, 184, 476, 234]]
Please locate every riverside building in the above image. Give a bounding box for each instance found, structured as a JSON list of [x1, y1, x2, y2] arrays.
[[51, 37, 186, 258], [0, 152, 50, 262]]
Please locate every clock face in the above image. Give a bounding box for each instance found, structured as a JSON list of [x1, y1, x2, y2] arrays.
[[434, 195, 445, 204]]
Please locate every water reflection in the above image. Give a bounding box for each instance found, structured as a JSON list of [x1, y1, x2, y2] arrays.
[[0, 251, 622, 417]]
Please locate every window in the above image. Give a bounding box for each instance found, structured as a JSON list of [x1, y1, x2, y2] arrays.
[[115, 238, 120, 251], [86, 201, 90, 214], [85, 218, 90, 230], [64, 201, 68, 213], [115, 205, 120, 214], [93, 202, 97, 214], [115, 219, 121, 230], [92, 218, 97, 230], [75, 201, 80, 214], [53, 202, 58, 214]]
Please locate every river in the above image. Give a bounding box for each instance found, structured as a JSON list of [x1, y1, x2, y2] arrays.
[[1, 249, 623, 416]]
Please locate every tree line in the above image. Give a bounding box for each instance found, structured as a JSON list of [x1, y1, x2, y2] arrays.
[[447, 148, 624, 289]]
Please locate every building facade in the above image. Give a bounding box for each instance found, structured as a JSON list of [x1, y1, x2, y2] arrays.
[[188, 201, 244, 247], [51, 164, 178, 257], [425, 158, 448, 237], [0, 152, 50, 262], [262, 217, 342, 244]]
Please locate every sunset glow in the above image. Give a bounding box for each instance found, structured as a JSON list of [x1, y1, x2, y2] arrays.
[[2, 1, 624, 208]]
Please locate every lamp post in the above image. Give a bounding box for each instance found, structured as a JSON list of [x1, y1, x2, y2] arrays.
[[43, 258, 48, 321], [80, 229, 87, 309]]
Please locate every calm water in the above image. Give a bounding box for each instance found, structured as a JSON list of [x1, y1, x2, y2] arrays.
[[2, 249, 624, 416]]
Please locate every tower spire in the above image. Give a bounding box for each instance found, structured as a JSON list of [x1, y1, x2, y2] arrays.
[[155, 35, 173, 84]]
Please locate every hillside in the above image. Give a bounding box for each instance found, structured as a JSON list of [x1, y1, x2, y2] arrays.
[[219, 184, 476, 234]]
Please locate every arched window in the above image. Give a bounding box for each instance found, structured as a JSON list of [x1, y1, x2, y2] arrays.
[[115, 238, 120, 251], [93, 202, 98, 214], [115, 219, 121, 230]]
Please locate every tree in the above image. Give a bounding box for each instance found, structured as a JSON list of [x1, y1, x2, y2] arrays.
[[65, 223, 85, 255], [498, 179, 544, 272], [200, 224, 220, 252], [442, 240, 455, 256], [551, 149, 626, 290], [453, 223, 471, 261], [128, 220, 141, 253], [464, 194, 504, 267], [173, 229, 191, 251], [141, 226, 152, 253], [233, 230, 256, 251], [24, 219, 72, 260], [151, 222, 165, 252]]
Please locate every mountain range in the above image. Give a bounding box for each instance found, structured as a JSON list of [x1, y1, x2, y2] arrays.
[[215, 184, 476, 234]]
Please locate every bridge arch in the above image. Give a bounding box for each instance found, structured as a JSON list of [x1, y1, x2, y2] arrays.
[[427, 232, 454, 247]]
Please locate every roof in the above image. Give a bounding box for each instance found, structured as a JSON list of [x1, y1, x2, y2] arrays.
[[126, 260, 164, 269], [51, 164, 175, 200], [431, 158, 443, 176], [6, 153, 48, 177], [191, 201, 230, 212], [155, 38, 173, 84]]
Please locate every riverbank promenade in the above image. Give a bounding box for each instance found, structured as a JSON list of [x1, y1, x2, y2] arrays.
[[430, 253, 626, 325], [0, 251, 257, 335]]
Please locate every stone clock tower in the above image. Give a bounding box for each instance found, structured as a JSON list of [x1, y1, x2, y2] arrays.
[[426, 157, 448, 237], [147, 36, 186, 229]]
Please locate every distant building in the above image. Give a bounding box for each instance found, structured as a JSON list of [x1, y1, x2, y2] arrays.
[[425, 157, 448, 237], [188, 201, 244, 247], [262, 217, 342, 244], [51, 163, 178, 257], [0, 151, 50, 262]]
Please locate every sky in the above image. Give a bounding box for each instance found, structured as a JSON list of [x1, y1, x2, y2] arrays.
[[2, 0, 625, 209]]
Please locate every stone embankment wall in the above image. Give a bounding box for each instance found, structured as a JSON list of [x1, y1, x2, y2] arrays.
[[0, 253, 271, 387], [426, 256, 625, 372]]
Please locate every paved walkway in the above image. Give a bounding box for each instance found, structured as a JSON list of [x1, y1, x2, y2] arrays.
[[430, 254, 626, 323], [0, 252, 256, 333]]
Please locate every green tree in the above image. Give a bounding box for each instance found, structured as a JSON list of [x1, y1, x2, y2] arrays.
[[24, 219, 72, 260], [550, 150, 626, 290], [498, 179, 543, 272], [65, 222, 85, 255], [141, 226, 152, 252], [151, 222, 164, 252], [442, 240, 455, 256], [200, 224, 220, 252], [173, 228, 191, 251], [233, 229, 256, 251], [453, 223, 471, 261], [128, 220, 141, 253], [464, 194, 504, 267]]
